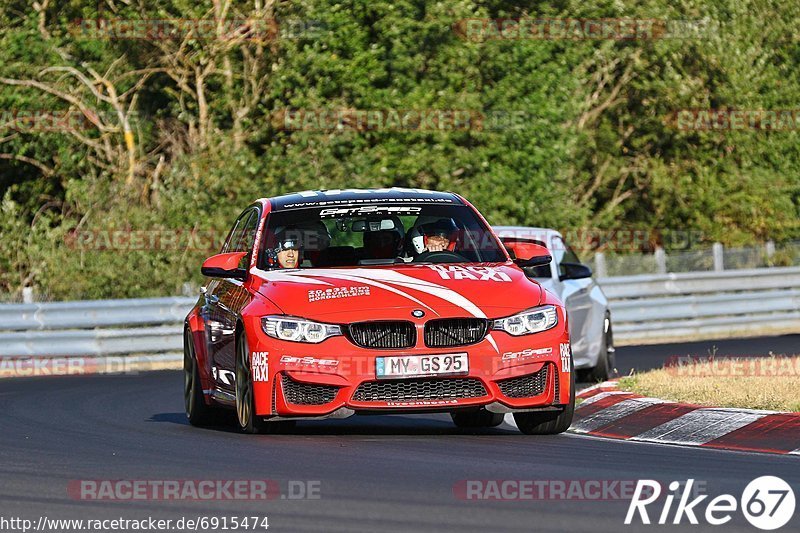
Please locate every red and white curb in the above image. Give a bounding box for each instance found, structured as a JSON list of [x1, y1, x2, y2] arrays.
[[573, 381, 800, 456]]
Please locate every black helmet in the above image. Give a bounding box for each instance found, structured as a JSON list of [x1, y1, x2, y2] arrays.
[[274, 230, 302, 251], [267, 226, 302, 266], [421, 218, 458, 239]]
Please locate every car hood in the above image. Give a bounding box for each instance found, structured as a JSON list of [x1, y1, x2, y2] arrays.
[[250, 263, 543, 321]]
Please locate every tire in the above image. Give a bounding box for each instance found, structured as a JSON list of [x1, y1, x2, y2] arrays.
[[513, 359, 575, 435], [184, 326, 219, 426], [235, 330, 294, 434], [578, 313, 616, 383], [451, 409, 505, 428]]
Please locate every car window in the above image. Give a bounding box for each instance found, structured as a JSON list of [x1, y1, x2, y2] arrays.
[[554, 237, 582, 278], [231, 210, 259, 253], [259, 204, 507, 269], [221, 215, 244, 253], [562, 242, 581, 264], [221, 208, 260, 265]]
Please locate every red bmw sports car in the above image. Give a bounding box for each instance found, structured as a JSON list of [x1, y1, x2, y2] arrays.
[[184, 188, 574, 434]]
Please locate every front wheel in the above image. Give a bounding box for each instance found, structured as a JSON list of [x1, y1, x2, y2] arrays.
[[235, 331, 294, 434], [514, 360, 575, 435], [184, 326, 219, 426]]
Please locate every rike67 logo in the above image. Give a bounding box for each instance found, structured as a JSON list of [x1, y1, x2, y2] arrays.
[[626, 477, 795, 530]]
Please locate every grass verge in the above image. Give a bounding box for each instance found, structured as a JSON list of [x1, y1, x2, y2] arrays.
[[617, 355, 800, 412]]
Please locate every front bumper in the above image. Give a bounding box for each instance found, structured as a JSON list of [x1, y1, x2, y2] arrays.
[[246, 313, 572, 418]]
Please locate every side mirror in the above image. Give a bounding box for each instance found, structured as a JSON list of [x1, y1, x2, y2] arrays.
[[201, 252, 248, 280], [501, 238, 553, 268], [560, 262, 592, 281]]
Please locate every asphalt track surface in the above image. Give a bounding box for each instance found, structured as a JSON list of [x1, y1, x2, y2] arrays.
[[614, 333, 800, 374], [1, 336, 799, 533]]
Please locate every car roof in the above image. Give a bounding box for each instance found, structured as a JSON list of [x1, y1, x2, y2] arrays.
[[492, 225, 563, 240], [265, 188, 463, 211]]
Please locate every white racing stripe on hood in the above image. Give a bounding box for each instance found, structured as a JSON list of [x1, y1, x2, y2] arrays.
[[250, 267, 333, 285], [305, 272, 439, 316], [251, 267, 436, 312], [250, 267, 502, 353], [306, 268, 487, 318]]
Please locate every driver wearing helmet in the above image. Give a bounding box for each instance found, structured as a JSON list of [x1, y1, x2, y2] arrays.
[[268, 228, 303, 269], [413, 219, 458, 254]]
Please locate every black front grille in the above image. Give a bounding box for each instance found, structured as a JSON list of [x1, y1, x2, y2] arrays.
[[424, 318, 488, 348], [282, 375, 339, 405], [496, 366, 549, 398], [352, 377, 487, 402], [348, 321, 416, 349]]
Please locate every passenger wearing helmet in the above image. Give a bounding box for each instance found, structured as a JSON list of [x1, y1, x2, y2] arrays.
[[412, 219, 459, 254], [269, 228, 303, 269]]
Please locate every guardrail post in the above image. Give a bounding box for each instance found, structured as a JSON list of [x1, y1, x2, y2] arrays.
[[594, 252, 607, 278], [182, 282, 195, 297], [713, 242, 724, 271], [765, 241, 775, 266], [22, 287, 33, 304], [654, 247, 666, 274]]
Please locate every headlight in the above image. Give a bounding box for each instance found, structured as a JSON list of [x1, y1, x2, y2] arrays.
[[491, 305, 558, 336], [262, 316, 342, 343]]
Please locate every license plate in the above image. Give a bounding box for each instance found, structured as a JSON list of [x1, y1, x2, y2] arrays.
[[376, 353, 469, 379]]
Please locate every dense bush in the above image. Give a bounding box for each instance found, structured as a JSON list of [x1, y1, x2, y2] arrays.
[[0, 0, 798, 300]]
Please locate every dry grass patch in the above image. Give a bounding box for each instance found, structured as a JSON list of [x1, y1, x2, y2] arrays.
[[618, 355, 800, 412]]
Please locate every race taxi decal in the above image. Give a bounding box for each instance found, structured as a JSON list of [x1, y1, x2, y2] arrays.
[[308, 286, 370, 302], [502, 347, 553, 362], [560, 343, 571, 372], [427, 265, 512, 282], [280, 355, 339, 368], [252, 351, 269, 382]]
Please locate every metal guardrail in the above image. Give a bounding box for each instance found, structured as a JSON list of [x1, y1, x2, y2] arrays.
[[599, 267, 800, 299], [600, 267, 800, 344], [0, 267, 798, 357], [0, 297, 194, 331], [0, 326, 183, 357]]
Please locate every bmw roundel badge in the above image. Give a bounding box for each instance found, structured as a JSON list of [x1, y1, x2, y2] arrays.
[[412, 309, 425, 318]]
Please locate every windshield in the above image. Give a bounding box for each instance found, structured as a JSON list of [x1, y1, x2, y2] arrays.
[[259, 204, 508, 269]]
